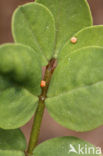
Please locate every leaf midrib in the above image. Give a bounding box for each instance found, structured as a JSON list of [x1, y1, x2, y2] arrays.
[[47, 80, 103, 99], [20, 7, 48, 62]]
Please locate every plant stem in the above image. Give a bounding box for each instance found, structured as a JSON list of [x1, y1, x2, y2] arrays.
[[27, 58, 56, 156], [27, 98, 45, 156]]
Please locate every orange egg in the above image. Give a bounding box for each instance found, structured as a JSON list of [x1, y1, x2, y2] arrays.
[[70, 37, 77, 44], [40, 80, 46, 87]]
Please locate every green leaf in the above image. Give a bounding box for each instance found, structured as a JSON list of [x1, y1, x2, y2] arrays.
[[36, 0, 92, 58], [46, 46, 103, 131], [0, 128, 26, 156], [0, 151, 24, 156], [33, 136, 101, 156], [0, 44, 41, 129], [0, 129, 26, 150], [12, 2, 55, 65], [59, 26, 103, 61]]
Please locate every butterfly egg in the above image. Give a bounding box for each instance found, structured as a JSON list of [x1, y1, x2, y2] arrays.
[[70, 37, 77, 44], [40, 80, 46, 87]]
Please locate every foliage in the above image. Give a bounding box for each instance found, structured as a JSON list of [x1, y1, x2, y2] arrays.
[[0, 0, 103, 155]]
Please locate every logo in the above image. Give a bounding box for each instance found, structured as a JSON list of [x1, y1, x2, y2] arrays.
[[69, 144, 78, 153], [68, 144, 102, 155]]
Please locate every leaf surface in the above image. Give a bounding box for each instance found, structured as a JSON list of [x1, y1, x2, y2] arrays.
[[0, 128, 26, 156], [12, 2, 55, 65], [59, 26, 103, 61], [46, 47, 103, 131], [33, 136, 101, 156], [36, 0, 92, 57], [0, 44, 41, 129]]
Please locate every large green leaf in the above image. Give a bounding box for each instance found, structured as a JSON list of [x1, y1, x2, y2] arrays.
[[0, 128, 26, 156], [46, 46, 103, 131], [36, 0, 92, 58], [12, 2, 55, 65], [33, 136, 101, 156], [0, 151, 24, 156], [0, 44, 41, 129], [59, 26, 103, 61]]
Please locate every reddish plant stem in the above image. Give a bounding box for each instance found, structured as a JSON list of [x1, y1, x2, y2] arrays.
[[27, 58, 56, 156]]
